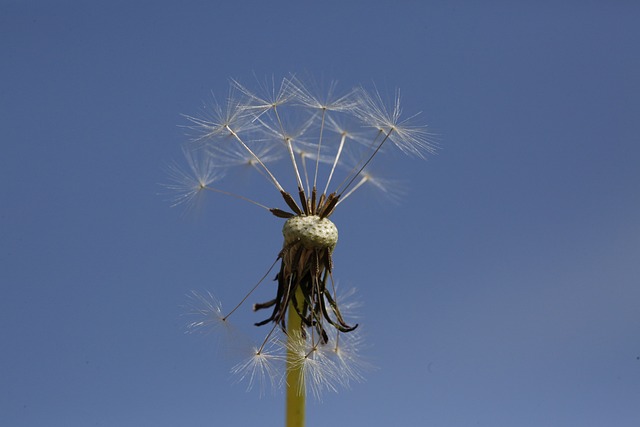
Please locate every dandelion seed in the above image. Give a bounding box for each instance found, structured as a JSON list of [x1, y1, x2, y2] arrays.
[[338, 170, 407, 205], [325, 328, 370, 387], [164, 146, 222, 212], [356, 86, 437, 158], [231, 75, 297, 118], [185, 290, 226, 333], [231, 337, 284, 396], [181, 86, 255, 142], [288, 76, 361, 114], [285, 333, 341, 400], [164, 146, 272, 214]]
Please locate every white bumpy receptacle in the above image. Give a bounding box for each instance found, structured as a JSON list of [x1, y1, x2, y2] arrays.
[[282, 215, 338, 251]]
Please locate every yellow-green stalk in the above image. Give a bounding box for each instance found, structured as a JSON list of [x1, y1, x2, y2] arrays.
[[285, 286, 306, 427]]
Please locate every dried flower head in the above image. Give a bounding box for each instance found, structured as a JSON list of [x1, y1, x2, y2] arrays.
[[172, 75, 434, 396]]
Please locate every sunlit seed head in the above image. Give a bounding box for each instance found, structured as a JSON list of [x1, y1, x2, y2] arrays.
[[174, 74, 433, 399]]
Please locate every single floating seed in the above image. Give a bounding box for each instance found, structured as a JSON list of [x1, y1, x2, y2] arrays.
[[282, 215, 338, 251]]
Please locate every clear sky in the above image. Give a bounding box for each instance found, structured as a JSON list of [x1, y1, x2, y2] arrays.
[[2, 1, 639, 426]]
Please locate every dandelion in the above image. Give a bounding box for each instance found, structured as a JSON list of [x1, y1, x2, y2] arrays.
[[170, 75, 435, 427]]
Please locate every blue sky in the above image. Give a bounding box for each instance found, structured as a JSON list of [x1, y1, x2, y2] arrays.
[[2, 1, 639, 426]]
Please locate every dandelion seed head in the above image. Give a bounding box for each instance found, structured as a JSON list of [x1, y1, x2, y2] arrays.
[[172, 74, 434, 398]]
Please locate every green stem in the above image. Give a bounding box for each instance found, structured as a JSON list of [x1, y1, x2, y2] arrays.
[[285, 288, 305, 427]]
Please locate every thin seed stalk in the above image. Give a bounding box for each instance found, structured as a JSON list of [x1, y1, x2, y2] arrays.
[[285, 287, 305, 427]]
